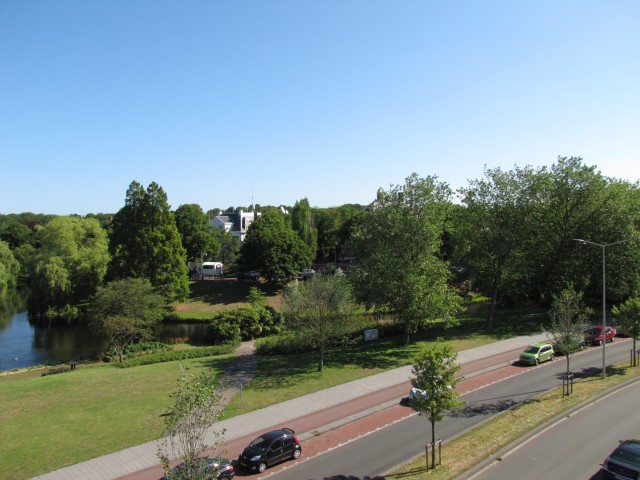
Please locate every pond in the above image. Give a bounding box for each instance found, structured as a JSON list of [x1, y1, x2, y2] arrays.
[[0, 310, 211, 372]]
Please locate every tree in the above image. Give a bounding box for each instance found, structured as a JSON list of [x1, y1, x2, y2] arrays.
[[282, 274, 357, 372], [455, 166, 538, 330], [349, 174, 463, 343], [612, 297, 640, 366], [549, 284, 592, 379], [88, 278, 166, 361], [109, 181, 189, 302], [410, 343, 464, 469], [213, 228, 240, 269], [174, 204, 220, 263], [240, 208, 311, 282], [0, 240, 20, 298], [29, 216, 110, 314], [291, 198, 317, 261], [158, 369, 226, 480]]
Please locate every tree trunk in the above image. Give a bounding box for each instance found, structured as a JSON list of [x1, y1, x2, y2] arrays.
[[431, 417, 436, 468], [486, 289, 498, 331], [318, 346, 324, 372]]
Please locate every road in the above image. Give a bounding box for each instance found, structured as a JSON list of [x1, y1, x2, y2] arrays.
[[263, 340, 634, 480], [468, 379, 640, 480]]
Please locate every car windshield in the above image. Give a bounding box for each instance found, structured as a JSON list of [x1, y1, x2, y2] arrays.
[[587, 327, 602, 335], [249, 436, 269, 451], [612, 444, 640, 467], [524, 346, 540, 354]]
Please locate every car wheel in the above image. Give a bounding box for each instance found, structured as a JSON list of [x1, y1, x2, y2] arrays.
[[611, 336, 615, 342], [258, 462, 267, 473], [292, 448, 301, 460], [535, 358, 539, 366], [220, 477, 230, 480], [550, 354, 554, 361]]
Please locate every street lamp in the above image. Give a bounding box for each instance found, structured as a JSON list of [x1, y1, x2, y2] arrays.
[[574, 238, 629, 378]]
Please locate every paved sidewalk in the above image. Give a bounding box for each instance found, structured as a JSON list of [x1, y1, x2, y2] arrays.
[[32, 332, 549, 480]]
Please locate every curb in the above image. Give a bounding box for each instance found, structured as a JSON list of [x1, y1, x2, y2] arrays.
[[457, 374, 640, 480]]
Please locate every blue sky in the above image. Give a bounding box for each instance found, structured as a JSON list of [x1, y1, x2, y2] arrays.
[[1, 1, 638, 215]]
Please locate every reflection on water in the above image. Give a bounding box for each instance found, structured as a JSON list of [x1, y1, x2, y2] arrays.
[[0, 307, 210, 371], [0, 311, 107, 371]]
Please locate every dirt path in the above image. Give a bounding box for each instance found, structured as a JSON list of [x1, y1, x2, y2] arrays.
[[215, 340, 257, 411]]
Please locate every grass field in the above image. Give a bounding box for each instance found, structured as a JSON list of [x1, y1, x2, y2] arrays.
[[0, 355, 233, 480]]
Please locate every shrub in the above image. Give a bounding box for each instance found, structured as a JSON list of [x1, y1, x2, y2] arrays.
[[255, 332, 313, 355], [116, 342, 238, 368], [206, 306, 285, 343]]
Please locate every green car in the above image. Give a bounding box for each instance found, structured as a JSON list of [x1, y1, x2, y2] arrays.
[[519, 343, 554, 365]]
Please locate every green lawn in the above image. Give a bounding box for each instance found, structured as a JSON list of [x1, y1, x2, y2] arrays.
[[0, 303, 549, 479], [0, 355, 233, 480]]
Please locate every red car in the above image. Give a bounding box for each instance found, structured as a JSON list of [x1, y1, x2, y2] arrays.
[[585, 325, 616, 346]]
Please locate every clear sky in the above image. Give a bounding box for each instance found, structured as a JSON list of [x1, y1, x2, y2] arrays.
[[1, 1, 638, 215]]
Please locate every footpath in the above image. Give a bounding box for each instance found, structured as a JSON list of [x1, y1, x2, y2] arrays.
[[32, 332, 550, 480]]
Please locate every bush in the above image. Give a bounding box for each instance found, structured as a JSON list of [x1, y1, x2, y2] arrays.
[[255, 332, 313, 355], [206, 306, 285, 343], [116, 342, 238, 368]]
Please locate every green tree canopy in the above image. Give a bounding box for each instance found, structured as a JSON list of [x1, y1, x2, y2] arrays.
[[109, 181, 189, 302], [174, 203, 220, 263], [0, 240, 20, 297], [349, 174, 462, 343], [88, 277, 167, 361], [29, 216, 109, 314], [240, 208, 311, 282], [158, 369, 225, 480], [454, 165, 539, 330], [612, 297, 640, 366], [549, 283, 592, 377], [282, 274, 357, 372], [410, 343, 465, 468], [291, 198, 317, 261]]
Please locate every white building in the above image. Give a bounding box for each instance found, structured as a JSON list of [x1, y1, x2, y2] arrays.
[[210, 209, 260, 242]]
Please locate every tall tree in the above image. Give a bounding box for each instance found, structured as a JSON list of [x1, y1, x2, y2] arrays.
[[0, 240, 20, 298], [240, 208, 311, 282], [549, 284, 592, 379], [410, 343, 465, 469], [349, 174, 462, 343], [282, 274, 357, 372], [29, 216, 109, 314], [528, 157, 612, 303], [455, 165, 538, 330], [174, 204, 220, 263], [109, 181, 189, 301], [291, 198, 317, 261], [612, 297, 640, 366]]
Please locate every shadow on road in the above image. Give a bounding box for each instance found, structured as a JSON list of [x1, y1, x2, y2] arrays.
[[450, 398, 519, 418]]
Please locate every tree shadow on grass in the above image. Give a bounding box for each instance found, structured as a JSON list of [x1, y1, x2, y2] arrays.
[[449, 398, 519, 418]]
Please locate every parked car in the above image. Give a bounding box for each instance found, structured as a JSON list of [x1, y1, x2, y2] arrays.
[[408, 387, 427, 402], [585, 325, 616, 346], [519, 343, 554, 365], [603, 439, 640, 480], [300, 268, 315, 278], [162, 456, 235, 480], [237, 271, 260, 281], [552, 336, 586, 355], [238, 428, 302, 473]]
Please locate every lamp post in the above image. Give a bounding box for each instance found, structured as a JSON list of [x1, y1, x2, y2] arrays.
[[574, 238, 629, 379]]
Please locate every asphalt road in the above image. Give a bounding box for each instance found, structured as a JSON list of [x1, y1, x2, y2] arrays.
[[468, 379, 640, 480], [263, 340, 635, 480]]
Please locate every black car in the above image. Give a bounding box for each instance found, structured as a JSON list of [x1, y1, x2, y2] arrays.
[[238, 428, 302, 473], [162, 456, 235, 480], [237, 271, 260, 281], [603, 439, 640, 480]]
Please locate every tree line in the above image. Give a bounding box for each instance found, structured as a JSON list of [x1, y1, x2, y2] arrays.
[[1, 156, 639, 337]]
